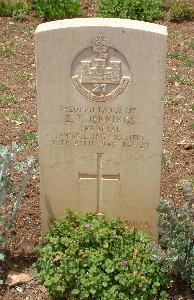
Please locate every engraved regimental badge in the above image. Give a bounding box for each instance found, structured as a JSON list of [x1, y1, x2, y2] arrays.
[[72, 34, 130, 102]]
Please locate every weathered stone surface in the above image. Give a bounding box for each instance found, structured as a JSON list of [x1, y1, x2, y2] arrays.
[[35, 18, 167, 238], [6, 272, 31, 286]]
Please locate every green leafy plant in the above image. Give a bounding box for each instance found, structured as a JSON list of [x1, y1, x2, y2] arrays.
[[0, 0, 15, 16], [35, 210, 170, 299], [0, 96, 17, 107], [0, 84, 8, 93], [165, 93, 182, 105], [0, 0, 29, 20], [21, 25, 36, 35], [170, 30, 183, 40], [186, 37, 194, 50], [168, 72, 187, 85], [5, 110, 27, 124], [162, 149, 172, 168], [0, 143, 34, 284], [157, 180, 193, 287], [11, 69, 31, 78], [19, 131, 38, 147], [169, 0, 193, 21], [12, 1, 29, 20], [8, 36, 24, 47], [0, 37, 24, 60], [0, 46, 13, 58], [31, 0, 81, 21], [96, 0, 164, 21], [169, 52, 194, 68]]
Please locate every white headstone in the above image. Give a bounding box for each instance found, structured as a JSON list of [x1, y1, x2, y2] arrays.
[[35, 18, 167, 238]]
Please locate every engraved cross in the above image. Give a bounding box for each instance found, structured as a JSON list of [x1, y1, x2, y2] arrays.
[[79, 153, 120, 213]]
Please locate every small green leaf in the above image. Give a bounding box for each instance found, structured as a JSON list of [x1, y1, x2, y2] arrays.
[[0, 253, 5, 261], [71, 288, 79, 295], [0, 236, 5, 245]]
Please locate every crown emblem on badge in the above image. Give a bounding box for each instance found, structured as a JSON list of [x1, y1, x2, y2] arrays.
[[91, 33, 110, 53]]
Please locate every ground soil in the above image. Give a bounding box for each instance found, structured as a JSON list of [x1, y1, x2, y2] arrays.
[[0, 2, 193, 299]]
